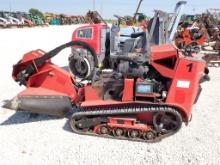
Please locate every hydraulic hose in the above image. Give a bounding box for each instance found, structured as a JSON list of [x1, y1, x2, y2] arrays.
[[16, 41, 97, 85]]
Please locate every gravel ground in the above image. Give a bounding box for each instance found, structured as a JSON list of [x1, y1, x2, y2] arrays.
[[0, 25, 220, 165]]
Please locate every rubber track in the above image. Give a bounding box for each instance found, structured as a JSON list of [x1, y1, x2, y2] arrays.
[[70, 104, 182, 143]]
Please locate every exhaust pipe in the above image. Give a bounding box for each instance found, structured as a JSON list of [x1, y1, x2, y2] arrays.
[[3, 95, 72, 117]]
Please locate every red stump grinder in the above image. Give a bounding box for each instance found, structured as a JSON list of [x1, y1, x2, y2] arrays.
[[4, 22, 208, 143]]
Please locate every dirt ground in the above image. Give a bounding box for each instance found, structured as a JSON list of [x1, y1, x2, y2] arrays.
[[0, 25, 220, 165]]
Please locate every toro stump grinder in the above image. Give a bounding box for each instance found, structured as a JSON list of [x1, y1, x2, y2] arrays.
[[4, 7, 208, 142]]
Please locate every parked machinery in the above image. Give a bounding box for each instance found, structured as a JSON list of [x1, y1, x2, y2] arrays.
[[11, 12, 34, 27], [3, 1, 209, 143], [4, 2, 209, 143], [175, 21, 206, 49], [175, 12, 220, 66], [208, 8, 220, 26], [0, 10, 89, 28], [27, 13, 45, 26], [85, 10, 106, 24], [49, 16, 60, 25], [44, 12, 54, 25], [0, 11, 22, 28], [4, 26, 208, 142], [59, 14, 68, 25], [44, 13, 87, 25], [111, 0, 144, 26], [0, 12, 8, 28], [69, 15, 86, 24], [180, 14, 197, 26]]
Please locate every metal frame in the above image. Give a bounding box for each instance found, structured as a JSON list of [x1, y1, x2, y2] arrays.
[[147, 1, 187, 47]]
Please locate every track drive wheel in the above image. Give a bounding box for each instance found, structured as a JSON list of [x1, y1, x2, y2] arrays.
[[153, 109, 182, 134]]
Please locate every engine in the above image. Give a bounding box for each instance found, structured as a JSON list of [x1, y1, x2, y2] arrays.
[[90, 66, 167, 103]]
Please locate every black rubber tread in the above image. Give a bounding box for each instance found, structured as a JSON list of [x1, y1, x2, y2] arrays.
[[70, 104, 182, 143]]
